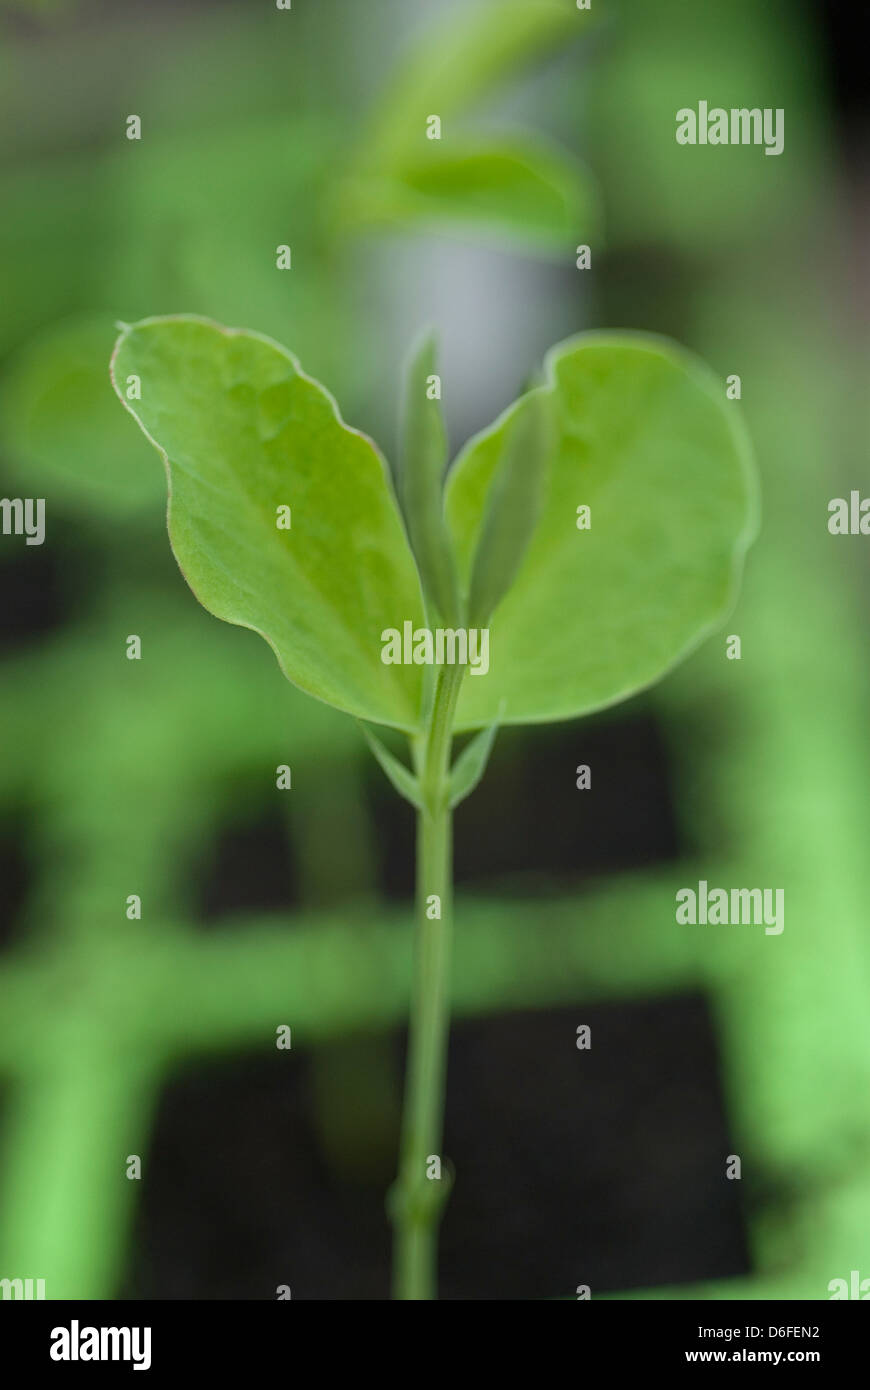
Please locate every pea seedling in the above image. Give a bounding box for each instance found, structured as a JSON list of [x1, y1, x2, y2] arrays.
[[112, 315, 756, 1300]]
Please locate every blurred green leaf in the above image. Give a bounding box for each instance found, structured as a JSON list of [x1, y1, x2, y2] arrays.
[[446, 333, 758, 730], [0, 314, 162, 515], [397, 334, 460, 622], [102, 120, 349, 363], [361, 0, 592, 171], [111, 315, 425, 731], [344, 137, 598, 255]]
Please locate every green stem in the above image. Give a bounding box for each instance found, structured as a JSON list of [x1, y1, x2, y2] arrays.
[[391, 663, 464, 1300]]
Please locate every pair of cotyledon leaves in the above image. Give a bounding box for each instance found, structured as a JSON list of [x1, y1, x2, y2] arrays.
[[110, 316, 756, 736]]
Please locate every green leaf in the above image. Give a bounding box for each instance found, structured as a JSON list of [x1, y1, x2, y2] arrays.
[[342, 138, 599, 256], [111, 315, 426, 731], [397, 334, 460, 623], [449, 715, 502, 809], [446, 332, 758, 731], [467, 389, 551, 626], [360, 725, 422, 809]]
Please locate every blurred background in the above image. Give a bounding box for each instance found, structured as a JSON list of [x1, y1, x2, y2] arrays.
[[1, 0, 869, 1300]]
